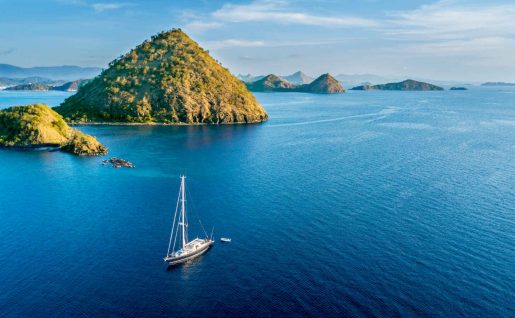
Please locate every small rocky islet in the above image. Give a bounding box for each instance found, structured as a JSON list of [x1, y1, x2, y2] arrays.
[[103, 157, 135, 168]]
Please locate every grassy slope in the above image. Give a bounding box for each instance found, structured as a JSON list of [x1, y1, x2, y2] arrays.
[[55, 29, 268, 124], [0, 104, 107, 155]]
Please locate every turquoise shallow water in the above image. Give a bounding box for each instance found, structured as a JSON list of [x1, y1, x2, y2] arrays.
[[0, 89, 514, 317]]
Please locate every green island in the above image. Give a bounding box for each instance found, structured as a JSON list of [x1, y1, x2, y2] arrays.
[[245, 73, 345, 94], [54, 29, 268, 124], [0, 104, 107, 156]]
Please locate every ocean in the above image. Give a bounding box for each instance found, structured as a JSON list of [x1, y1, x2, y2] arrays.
[[0, 88, 513, 317]]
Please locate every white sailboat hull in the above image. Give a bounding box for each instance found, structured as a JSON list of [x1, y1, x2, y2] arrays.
[[164, 239, 213, 265]]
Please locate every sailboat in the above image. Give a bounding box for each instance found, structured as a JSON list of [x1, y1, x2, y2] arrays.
[[164, 176, 214, 266]]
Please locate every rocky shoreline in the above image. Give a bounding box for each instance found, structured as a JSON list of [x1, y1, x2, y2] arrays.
[[70, 120, 267, 126], [0, 143, 62, 152]]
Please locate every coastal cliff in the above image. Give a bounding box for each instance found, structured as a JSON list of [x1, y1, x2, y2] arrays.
[[55, 29, 268, 124], [0, 104, 107, 155]]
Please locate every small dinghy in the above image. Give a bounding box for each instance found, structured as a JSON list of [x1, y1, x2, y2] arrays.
[[220, 238, 231, 243]]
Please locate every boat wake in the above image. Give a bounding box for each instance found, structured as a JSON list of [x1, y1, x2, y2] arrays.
[[267, 108, 399, 128]]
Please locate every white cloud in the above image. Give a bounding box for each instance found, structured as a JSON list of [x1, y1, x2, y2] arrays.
[[379, 1, 515, 68], [204, 39, 351, 50], [206, 39, 266, 49], [92, 3, 128, 12], [212, 0, 379, 27], [387, 1, 515, 40], [396, 37, 515, 57], [183, 21, 223, 32], [58, 1, 131, 12]]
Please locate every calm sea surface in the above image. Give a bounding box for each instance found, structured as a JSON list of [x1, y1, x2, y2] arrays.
[[0, 89, 514, 317]]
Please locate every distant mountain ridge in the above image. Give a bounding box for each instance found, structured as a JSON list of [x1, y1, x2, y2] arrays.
[[0, 76, 66, 88], [280, 71, 313, 85], [238, 71, 313, 84], [4, 79, 91, 92], [237, 74, 265, 83], [4, 83, 52, 91], [335, 73, 400, 88], [0, 64, 101, 81]]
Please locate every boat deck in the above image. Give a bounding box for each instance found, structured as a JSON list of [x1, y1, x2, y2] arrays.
[[174, 238, 211, 256]]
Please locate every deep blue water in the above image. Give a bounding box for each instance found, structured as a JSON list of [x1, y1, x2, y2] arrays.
[[0, 89, 514, 317]]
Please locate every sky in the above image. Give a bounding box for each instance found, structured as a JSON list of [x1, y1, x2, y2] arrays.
[[1, 0, 515, 81]]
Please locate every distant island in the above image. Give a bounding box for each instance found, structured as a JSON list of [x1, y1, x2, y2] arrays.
[[245, 74, 297, 92], [55, 29, 268, 124], [351, 79, 444, 91], [0, 104, 107, 155], [450, 87, 467, 90], [0, 76, 69, 89], [237, 71, 313, 85], [4, 79, 91, 92], [335, 74, 399, 88], [481, 82, 515, 86], [245, 73, 345, 94], [5, 83, 52, 91]]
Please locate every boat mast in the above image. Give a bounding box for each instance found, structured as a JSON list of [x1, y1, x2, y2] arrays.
[[167, 183, 182, 257], [181, 175, 187, 248]]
